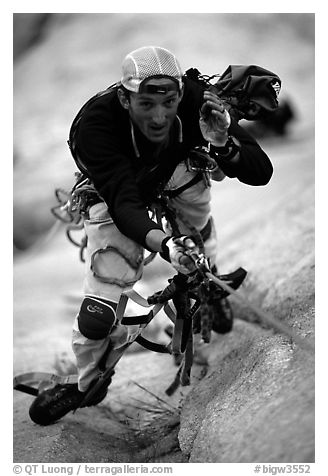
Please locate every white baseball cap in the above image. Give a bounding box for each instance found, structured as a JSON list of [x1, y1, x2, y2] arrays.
[[121, 46, 183, 93]]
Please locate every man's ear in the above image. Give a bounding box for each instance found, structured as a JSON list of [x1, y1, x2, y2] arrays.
[[117, 88, 130, 110]]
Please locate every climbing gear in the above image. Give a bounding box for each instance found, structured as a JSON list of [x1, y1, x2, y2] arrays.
[[215, 65, 281, 113], [184, 64, 281, 121], [187, 146, 218, 173], [50, 171, 207, 268], [144, 261, 247, 395], [51, 172, 101, 262]]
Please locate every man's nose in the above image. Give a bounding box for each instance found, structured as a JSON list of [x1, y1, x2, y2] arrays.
[[151, 106, 166, 124]]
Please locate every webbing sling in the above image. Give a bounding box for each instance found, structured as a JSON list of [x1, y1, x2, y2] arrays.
[[116, 290, 174, 354], [13, 288, 166, 397], [13, 372, 78, 396], [135, 335, 171, 354], [165, 332, 193, 396], [172, 290, 193, 354]]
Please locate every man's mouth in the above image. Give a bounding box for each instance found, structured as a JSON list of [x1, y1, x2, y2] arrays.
[[149, 124, 168, 135], [150, 124, 166, 130]]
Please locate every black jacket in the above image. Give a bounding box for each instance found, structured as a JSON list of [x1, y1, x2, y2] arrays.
[[74, 77, 273, 248]]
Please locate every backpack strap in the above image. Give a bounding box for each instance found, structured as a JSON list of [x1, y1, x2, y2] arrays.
[[68, 84, 118, 175]]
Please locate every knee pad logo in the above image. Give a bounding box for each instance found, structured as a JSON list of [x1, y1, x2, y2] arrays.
[[87, 303, 105, 314], [78, 296, 117, 340]]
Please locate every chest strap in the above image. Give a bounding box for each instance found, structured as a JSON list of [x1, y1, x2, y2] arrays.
[[163, 172, 203, 199]]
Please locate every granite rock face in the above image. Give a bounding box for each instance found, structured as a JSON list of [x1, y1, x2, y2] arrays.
[[178, 178, 315, 463]]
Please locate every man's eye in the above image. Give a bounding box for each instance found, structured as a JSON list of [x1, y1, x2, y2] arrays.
[[140, 102, 152, 108], [165, 98, 176, 106]]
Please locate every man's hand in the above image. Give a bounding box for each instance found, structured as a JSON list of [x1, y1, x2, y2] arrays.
[[199, 90, 231, 146], [161, 236, 199, 275]]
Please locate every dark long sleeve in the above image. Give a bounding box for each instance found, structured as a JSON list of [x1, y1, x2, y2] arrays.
[[211, 119, 274, 186], [76, 96, 164, 248], [180, 77, 273, 186]]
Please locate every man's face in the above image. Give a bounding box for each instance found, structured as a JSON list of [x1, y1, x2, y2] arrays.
[[128, 78, 183, 144]]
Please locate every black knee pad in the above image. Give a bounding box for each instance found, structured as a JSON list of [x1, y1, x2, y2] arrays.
[[78, 296, 117, 340]]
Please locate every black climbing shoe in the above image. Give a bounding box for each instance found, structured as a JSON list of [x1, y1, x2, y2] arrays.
[[29, 379, 109, 426], [209, 296, 234, 334]]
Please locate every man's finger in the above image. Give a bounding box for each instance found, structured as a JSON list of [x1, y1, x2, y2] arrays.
[[204, 99, 225, 113]]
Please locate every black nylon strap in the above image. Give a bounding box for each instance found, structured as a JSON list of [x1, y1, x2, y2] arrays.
[[135, 335, 171, 354], [14, 384, 39, 396], [121, 312, 154, 326], [163, 172, 203, 199], [180, 331, 194, 387], [165, 367, 182, 396]]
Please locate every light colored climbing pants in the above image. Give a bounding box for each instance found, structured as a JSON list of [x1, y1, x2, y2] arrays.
[[72, 164, 220, 391]]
